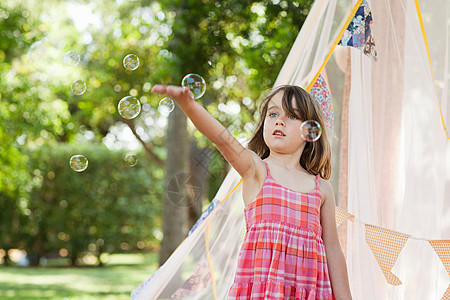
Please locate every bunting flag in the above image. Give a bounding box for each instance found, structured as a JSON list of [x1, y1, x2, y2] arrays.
[[338, 0, 378, 61], [364, 224, 410, 285], [429, 240, 450, 300], [335, 206, 354, 228], [309, 74, 337, 138], [442, 286, 450, 300]]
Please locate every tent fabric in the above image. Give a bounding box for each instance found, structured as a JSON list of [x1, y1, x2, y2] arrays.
[[132, 169, 246, 299], [133, 0, 450, 298]]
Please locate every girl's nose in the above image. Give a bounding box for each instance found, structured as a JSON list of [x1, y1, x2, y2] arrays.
[[275, 118, 285, 126]]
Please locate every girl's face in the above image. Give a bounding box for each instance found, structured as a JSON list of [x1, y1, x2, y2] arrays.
[[262, 91, 305, 155]]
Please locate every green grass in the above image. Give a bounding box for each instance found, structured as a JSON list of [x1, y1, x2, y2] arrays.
[[0, 253, 159, 299]]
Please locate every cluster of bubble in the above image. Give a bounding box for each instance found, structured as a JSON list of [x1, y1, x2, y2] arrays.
[[30, 43, 320, 171], [67, 54, 144, 172], [156, 73, 206, 117], [60, 50, 87, 96]]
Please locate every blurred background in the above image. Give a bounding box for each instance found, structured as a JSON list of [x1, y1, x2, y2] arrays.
[[0, 0, 323, 298]]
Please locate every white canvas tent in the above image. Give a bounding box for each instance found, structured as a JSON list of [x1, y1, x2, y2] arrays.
[[133, 0, 450, 299]]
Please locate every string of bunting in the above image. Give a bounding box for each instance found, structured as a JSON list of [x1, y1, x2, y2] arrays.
[[335, 207, 450, 300]]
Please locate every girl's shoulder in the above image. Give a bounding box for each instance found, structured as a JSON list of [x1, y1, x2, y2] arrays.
[[318, 177, 334, 207]]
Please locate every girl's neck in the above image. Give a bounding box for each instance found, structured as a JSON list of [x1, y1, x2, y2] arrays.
[[266, 153, 303, 172]]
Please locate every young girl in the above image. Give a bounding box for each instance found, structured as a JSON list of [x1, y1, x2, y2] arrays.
[[151, 84, 352, 300]]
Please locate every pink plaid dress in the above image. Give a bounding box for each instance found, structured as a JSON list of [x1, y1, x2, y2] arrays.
[[228, 161, 334, 300]]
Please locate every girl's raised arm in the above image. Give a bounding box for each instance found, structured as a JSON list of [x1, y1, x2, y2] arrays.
[[152, 84, 255, 178]]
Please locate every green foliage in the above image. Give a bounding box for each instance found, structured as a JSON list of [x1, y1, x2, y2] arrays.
[[23, 144, 162, 265], [0, 0, 314, 261]]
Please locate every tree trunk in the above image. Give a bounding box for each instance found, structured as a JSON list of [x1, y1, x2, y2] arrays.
[[70, 255, 77, 267], [97, 248, 104, 267], [3, 247, 11, 266], [188, 141, 212, 230], [159, 105, 189, 266]]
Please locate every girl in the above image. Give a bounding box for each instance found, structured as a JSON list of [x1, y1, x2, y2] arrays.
[[151, 84, 352, 300]]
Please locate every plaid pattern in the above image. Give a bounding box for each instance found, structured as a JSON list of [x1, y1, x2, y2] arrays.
[[364, 224, 410, 286], [335, 207, 354, 228], [429, 240, 450, 300], [228, 162, 334, 299]]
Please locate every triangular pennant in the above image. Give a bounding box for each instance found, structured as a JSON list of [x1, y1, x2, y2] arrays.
[[364, 224, 410, 285], [429, 240, 450, 300], [335, 207, 354, 228], [309, 74, 337, 138], [429, 240, 450, 275], [441, 285, 450, 300], [338, 0, 378, 61]]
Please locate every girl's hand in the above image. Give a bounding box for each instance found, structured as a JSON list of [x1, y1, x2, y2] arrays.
[[151, 84, 194, 108]]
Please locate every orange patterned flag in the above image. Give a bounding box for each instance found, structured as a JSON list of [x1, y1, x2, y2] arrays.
[[365, 224, 410, 285], [442, 285, 450, 300], [335, 207, 354, 228], [429, 240, 450, 300]]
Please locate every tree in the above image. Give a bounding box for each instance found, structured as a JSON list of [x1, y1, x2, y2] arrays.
[[156, 0, 313, 264], [0, 0, 313, 266]]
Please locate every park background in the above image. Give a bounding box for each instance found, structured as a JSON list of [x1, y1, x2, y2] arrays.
[[4, 0, 449, 298], [0, 0, 329, 299]]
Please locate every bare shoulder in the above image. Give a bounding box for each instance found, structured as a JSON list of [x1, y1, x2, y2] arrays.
[[319, 178, 335, 207]]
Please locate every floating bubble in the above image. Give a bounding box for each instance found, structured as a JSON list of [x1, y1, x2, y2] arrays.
[[28, 39, 60, 69], [71, 79, 87, 95], [28, 41, 44, 65], [69, 155, 88, 172], [181, 73, 206, 99], [123, 54, 140, 71], [118, 96, 141, 119], [300, 120, 322, 142], [63, 50, 81, 66], [125, 154, 138, 167], [157, 97, 175, 116]]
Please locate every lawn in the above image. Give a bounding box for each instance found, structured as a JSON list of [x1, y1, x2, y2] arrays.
[[0, 253, 158, 299]]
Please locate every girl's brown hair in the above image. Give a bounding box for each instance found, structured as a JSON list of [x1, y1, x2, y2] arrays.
[[247, 85, 332, 180]]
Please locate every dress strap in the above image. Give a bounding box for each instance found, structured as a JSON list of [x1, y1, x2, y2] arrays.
[[263, 160, 271, 177], [315, 175, 321, 191]]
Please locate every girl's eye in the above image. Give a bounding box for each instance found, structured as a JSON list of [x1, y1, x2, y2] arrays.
[[269, 112, 278, 118], [288, 115, 298, 120]]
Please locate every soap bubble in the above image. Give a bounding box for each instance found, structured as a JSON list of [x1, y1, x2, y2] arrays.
[[28, 41, 44, 65], [123, 54, 140, 71], [300, 120, 322, 142], [69, 155, 88, 172], [181, 73, 206, 99], [71, 80, 87, 95], [118, 96, 141, 119], [63, 50, 81, 66], [158, 97, 175, 116], [27, 39, 60, 69], [125, 154, 138, 167]]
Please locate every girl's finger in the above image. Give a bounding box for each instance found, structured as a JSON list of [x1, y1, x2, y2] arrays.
[[151, 84, 167, 94]]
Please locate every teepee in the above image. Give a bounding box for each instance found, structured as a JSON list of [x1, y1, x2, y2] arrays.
[[133, 0, 450, 299]]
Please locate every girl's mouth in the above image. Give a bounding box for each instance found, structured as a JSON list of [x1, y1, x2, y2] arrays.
[[272, 129, 286, 136]]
